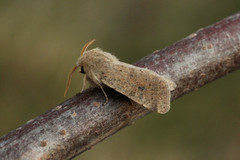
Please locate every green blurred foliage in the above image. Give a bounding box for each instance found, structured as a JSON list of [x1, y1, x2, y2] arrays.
[[0, 0, 240, 159]]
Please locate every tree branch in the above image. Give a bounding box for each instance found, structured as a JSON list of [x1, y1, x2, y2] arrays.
[[1, 12, 240, 160]]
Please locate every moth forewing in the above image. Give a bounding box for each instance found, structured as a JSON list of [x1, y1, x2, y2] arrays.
[[98, 62, 175, 114]]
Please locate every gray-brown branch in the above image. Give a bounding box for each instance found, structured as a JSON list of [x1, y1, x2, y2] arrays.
[[1, 12, 240, 160]]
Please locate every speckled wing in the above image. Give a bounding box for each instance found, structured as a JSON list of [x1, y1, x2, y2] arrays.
[[99, 63, 176, 114]]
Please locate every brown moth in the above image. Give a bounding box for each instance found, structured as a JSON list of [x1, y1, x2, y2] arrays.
[[64, 40, 176, 114]]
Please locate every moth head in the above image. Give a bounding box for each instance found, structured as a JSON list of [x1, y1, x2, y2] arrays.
[[64, 39, 95, 97]]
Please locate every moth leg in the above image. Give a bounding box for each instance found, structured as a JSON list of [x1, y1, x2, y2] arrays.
[[98, 85, 109, 106], [81, 75, 87, 92], [91, 71, 109, 105]]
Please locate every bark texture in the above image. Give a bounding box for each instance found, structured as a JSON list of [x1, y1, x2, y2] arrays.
[[1, 12, 240, 160]]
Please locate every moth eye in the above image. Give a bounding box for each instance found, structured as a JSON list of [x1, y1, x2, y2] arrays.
[[80, 66, 85, 74]]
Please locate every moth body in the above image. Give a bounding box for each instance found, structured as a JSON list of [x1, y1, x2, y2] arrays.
[[65, 40, 176, 114]]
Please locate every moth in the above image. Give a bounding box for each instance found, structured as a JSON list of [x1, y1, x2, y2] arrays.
[[64, 40, 176, 114]]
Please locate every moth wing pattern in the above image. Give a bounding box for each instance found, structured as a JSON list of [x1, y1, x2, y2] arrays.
[[99, 63, 176, 114]]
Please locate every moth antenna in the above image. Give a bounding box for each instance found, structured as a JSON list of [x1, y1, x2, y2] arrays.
[[64, 65, 79, 97], [80, 39, 95, 56]]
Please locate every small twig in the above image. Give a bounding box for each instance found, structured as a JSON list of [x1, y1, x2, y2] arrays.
[[1, 12, 240, 160]]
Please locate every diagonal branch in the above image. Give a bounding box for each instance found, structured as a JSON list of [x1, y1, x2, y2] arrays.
[[1, 12, 240, 160]]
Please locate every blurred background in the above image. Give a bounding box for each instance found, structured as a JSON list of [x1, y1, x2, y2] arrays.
[[0, 0, 240, 159]]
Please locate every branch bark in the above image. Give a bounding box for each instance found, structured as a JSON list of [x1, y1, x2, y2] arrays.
[[1, 12, 240, 160]]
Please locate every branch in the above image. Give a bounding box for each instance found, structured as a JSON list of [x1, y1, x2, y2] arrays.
[[1, 12, 240, 160]]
